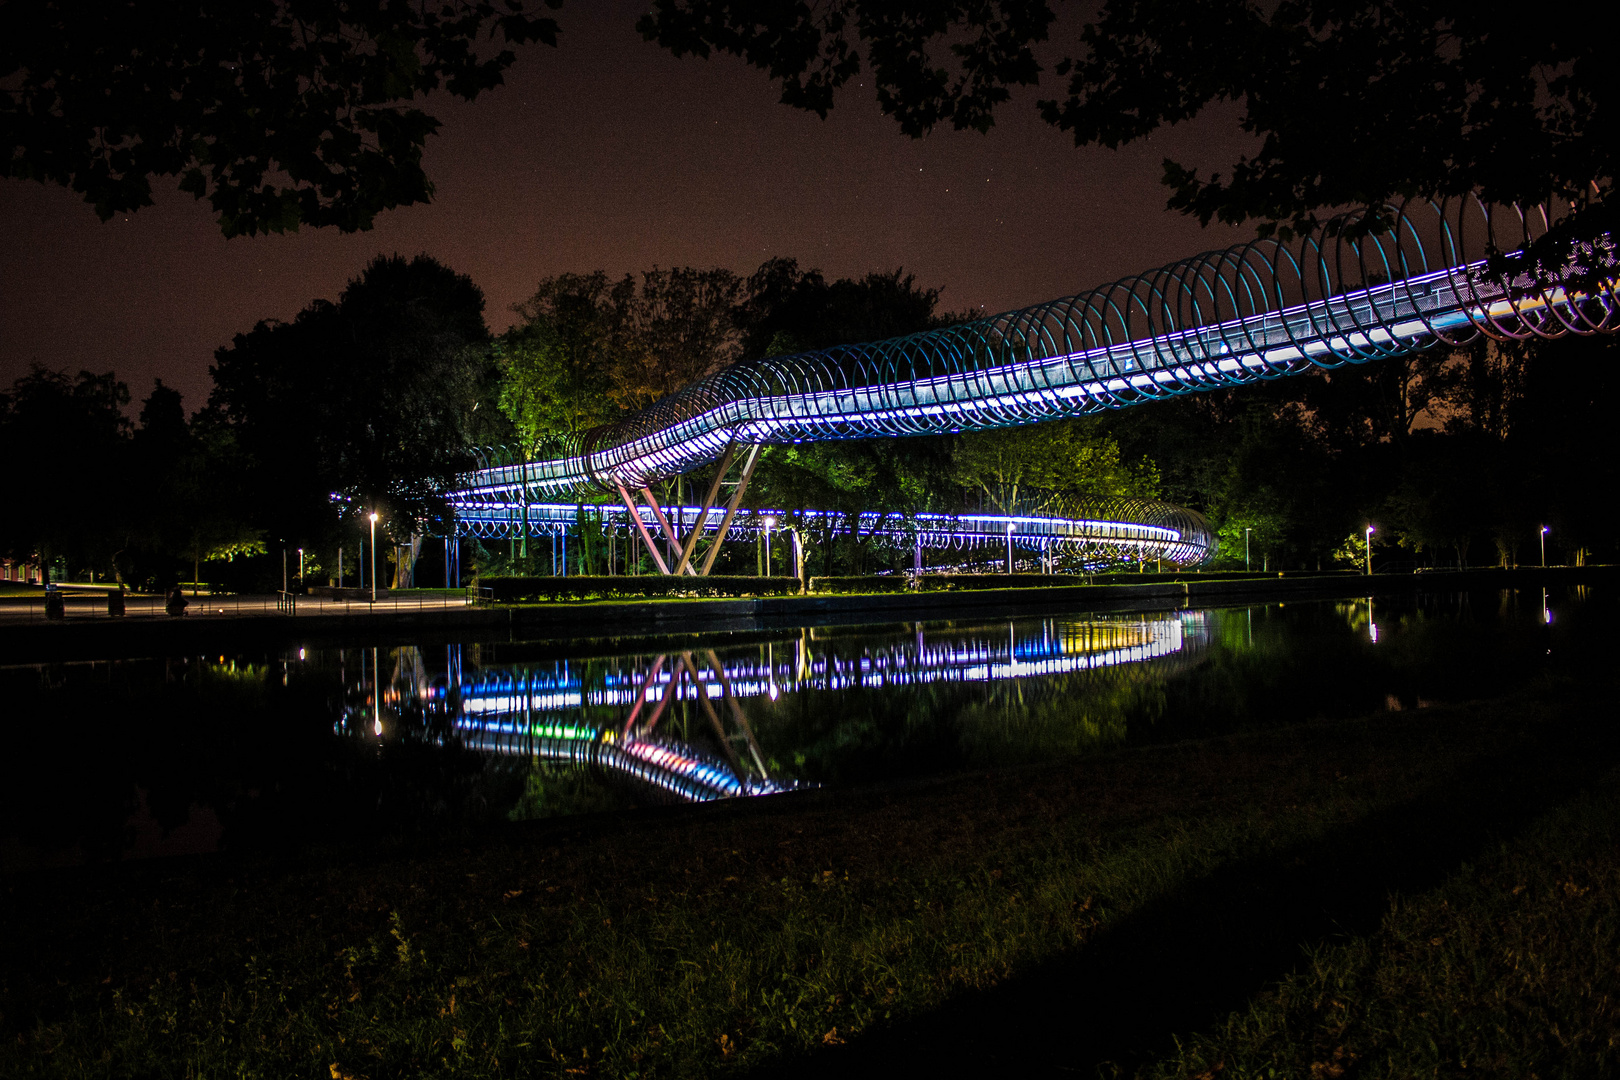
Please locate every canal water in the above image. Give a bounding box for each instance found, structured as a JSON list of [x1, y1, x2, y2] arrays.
[[2, 587, 1606, 868]]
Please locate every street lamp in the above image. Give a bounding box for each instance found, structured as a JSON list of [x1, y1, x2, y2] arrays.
[[763, 516, 775, 575], [1540, 525, 1549, 568], [1244, 526, 1251, 571], [1365, 525, 1374, 576], [369, 512, 379, 602], [297, 547, 304, 591], [1006, 521, 1015, 575]]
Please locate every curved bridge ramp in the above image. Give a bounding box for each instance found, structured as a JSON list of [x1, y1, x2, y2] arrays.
[[451, 497, 1217, 568], [457, 199, 1615, 497]]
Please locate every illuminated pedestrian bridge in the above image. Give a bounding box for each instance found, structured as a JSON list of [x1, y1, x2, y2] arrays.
[[450, 495, 1218, 571], [447, 198, 1616, 574]]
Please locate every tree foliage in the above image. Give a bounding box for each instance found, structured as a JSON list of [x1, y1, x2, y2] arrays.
[[1103, 326, 1620, 570], [735, 258, 945, 361], [209, 253, 497, 539], [496, 267, 744, 445], [0, 370, 266, 589], [2, 0, 561, 235], [952, 421, 1157, 514], [498, 272, 631, 452], [640, 0, 1054, 137], [0, 366, 130, 576], [641, 1, 1614, 234], [1043, 1, 1612, 234], [621, 267, 745, 406]]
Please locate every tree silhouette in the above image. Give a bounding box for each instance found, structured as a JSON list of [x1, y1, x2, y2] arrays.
[[3, 0, 560, 235], [642, 2, 1613, 233]]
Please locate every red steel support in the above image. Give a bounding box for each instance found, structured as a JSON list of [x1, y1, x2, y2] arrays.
[[672, 441, 735, 577], [640, 486, 693, 575], [615, 481, 670, 575], [699, 444, 763, 576], [620, 655, 667, 733]]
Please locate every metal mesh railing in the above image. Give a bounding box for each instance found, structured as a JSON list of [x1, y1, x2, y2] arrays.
[[451, 497, 1218, 568]]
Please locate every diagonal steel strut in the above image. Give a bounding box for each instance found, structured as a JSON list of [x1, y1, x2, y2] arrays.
[[615, 480, 670, 575], [639, 485, 693, 575], [699, 443, 762, 576], [621, 655, 667, 734], [672, 440, 735, 576]]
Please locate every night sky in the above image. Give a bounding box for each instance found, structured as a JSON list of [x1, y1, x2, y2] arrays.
[[0, 2, 1253, 413]]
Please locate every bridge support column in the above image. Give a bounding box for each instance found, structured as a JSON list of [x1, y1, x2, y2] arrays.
[[639, 486, 691, 574], [615, 481, 671, 575], [672, 441, 735, 576], [699, 444, 762, 576]]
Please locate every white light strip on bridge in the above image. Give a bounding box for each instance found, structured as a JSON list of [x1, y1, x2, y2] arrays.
[[451, 503, 1182, 544]]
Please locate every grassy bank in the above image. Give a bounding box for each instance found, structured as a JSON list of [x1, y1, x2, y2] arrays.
[[1140, 786, 1620, 1079], [3, 679, 1617, 1078]]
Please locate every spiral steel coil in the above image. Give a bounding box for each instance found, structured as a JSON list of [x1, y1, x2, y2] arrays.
[[449, 197, 1615, 567]]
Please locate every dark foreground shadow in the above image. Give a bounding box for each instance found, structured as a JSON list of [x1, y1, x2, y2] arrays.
[[758, 715, 1620, 1079]]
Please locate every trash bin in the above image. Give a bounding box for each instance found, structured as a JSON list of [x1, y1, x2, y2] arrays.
[[44, 587, 64, 620], [107, 589, 125, 617]]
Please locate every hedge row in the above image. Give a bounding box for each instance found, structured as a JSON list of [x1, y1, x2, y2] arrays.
[[481, 571, 1355, 603], [804, 576, 913, 595], [480, 575, 800, 602], [807, 574, 1091, 594], [1089, 569, 1357, 583]]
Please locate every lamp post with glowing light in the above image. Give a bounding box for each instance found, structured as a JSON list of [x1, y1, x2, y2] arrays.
[[1365, 525, 1374, 576], [297, 547, 304, 591], [763, 516, 775, 575], [1541, 525, 1549, 567], [369, 513, 379, 602], [1244, 526, 1251, 571], [1006, 522, 1015, 574]]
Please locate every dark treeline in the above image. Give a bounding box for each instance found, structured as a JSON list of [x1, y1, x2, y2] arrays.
[[2, 254, 502, 591], [4, 254, 1615, 590], [1106, 334, 1620, 571]]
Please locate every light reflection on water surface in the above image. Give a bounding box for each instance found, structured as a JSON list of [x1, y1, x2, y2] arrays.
[[1, 589, 1596, 866]]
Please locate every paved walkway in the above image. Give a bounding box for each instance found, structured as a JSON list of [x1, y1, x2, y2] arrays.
[[0, 590, 470, 624]]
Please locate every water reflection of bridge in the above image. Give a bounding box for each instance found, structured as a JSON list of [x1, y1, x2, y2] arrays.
[[460, 614, 1201, 709], [368, 612, 1208, 805]]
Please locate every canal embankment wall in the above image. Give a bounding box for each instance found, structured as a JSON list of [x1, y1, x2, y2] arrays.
[[3, 566, 1612, 661]]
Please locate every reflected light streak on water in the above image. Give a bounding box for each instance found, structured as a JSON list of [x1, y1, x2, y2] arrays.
[[6, 588, 1594, 868], [340, 613, 1209, 808]]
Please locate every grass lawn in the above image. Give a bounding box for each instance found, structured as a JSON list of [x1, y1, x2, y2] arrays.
[[3, 676, 1615, 1078], [1139, 787, 1619, 1079]]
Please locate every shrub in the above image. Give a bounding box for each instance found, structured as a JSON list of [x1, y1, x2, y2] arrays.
[[807, 575, 915, 595], [480, 575, 799, 602], [808, 574, 1092, 594]]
